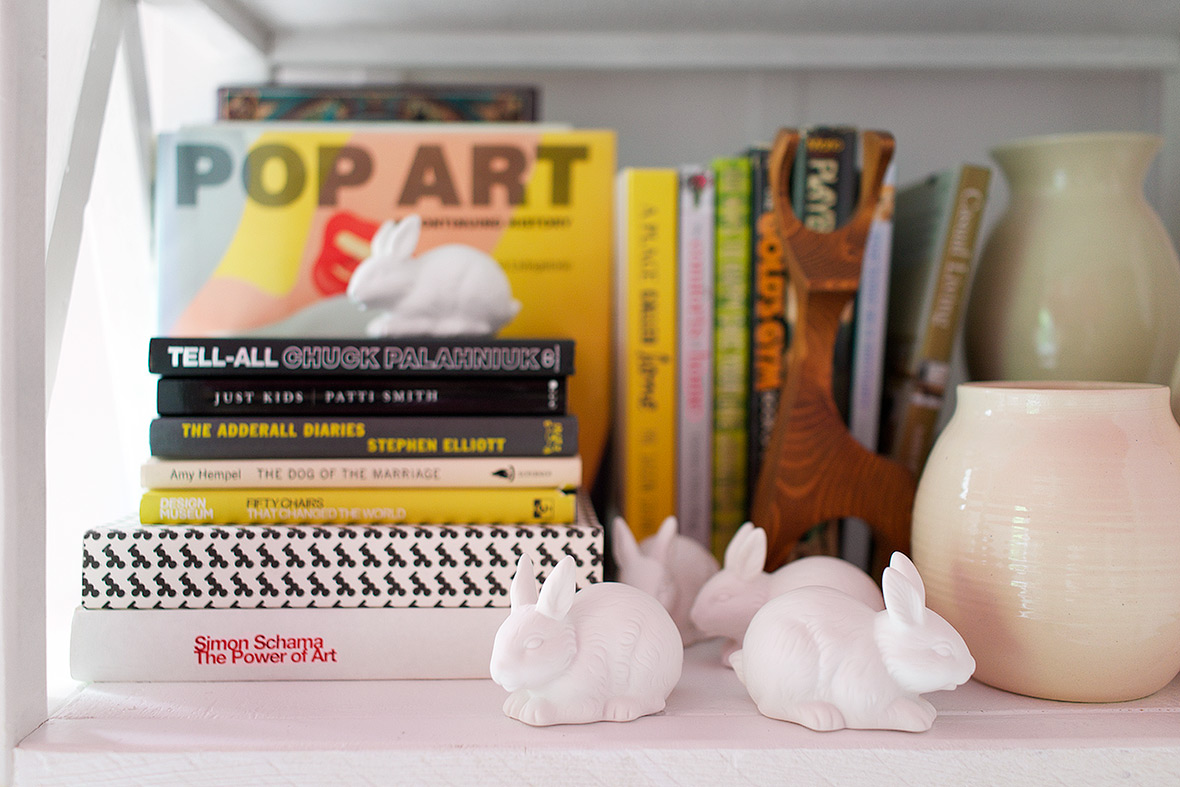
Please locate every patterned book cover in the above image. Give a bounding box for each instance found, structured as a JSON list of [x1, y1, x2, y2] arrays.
[[81, 512, 603, 610], [218, 84, 539, 122]]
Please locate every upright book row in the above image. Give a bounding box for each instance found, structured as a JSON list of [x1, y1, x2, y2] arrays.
[[615, 127, 992, 565]]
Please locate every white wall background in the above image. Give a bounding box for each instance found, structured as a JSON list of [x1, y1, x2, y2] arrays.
[[45, 0, 265, 704]]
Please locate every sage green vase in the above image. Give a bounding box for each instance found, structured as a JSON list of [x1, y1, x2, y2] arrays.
[[964, 132, 1180, 384]]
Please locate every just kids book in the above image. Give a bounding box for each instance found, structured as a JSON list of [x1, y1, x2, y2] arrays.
[[154, 123, 616, 488]]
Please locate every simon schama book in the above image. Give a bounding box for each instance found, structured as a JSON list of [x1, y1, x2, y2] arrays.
[[154, 123, 616, 489]]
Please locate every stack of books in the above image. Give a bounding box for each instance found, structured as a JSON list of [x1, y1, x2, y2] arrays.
[[70, 335, 602, 681]]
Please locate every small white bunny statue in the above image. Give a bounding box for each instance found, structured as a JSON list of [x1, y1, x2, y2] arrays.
[[689, 522, 883, 666], [489, 554, 684, 726], [346, 214, 522, 336], [731, 551, 976, 732], [611, 516, 720, 646]]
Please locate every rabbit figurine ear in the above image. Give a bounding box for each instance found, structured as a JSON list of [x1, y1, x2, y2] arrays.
[[723, 522, 766, 581], [373, 214, 422, 261], [536, 556, 577, 621], [611, 517, 642, 566], [882, 556, 927, 628], [887, 551, 926, 603], [510, 554, 539, 608], [646, 516, 679, 566]]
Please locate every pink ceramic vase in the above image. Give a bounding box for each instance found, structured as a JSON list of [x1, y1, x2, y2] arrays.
[[911, 381, 1180, 702]]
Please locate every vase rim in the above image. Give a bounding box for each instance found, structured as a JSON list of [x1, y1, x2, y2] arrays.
[[963, 381, 1163, 392], [956, 381, 1169, 412], [990, 131, 1161, 157]]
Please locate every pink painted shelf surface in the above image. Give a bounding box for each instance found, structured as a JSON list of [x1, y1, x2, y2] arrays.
[[15, 639, 1180, 785]]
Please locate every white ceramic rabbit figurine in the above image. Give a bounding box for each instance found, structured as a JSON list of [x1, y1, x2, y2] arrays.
[[346, 214, 522, 336], [689, 522, 883, 665], [731, 551, 976, 732], [489, 554, 684, 726], [611, 516, 720, 646]]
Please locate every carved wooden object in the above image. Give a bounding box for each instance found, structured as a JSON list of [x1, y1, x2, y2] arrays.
[[749, 128, 916, 572]]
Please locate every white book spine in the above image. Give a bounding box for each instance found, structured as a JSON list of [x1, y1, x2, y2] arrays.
[[676, 166, 716, 549], [849, 160, 897, 454], [140, 455, 582, 489], [70, 606, 509, 681], [844, 160, 898, 569]]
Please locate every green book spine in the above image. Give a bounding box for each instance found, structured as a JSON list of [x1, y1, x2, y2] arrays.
[[710, 155, 753, 559]]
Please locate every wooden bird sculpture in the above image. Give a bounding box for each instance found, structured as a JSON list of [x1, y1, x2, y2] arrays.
[[749, 128, 916, 572]]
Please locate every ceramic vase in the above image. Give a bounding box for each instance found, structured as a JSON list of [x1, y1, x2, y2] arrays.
[[911, 381, 1180, 702], [964, 132, 1180, 384]]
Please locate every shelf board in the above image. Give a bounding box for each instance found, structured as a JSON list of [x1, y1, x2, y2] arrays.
[[15, 639, 1180, 785], [181, 0, 1180, 71], [265, 31, 1180, 71]]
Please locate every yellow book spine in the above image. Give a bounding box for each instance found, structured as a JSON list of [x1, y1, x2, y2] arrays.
[[615, 168, 679, 540], [140, 487, 576, 525]]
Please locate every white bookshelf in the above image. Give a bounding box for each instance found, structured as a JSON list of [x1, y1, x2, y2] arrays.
[[15, 640, 1180, 785], [6, 0, 1180, 782]]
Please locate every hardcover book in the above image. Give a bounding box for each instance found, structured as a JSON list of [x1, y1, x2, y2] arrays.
[[148, 337, 574, 377], [140, 486, 577, 525], [82, 511, 603, 610], [613, 168, 679, 541], [795, 126, 858, 423], [148, 414, 577, 459], [72, 606, 513, 681], [218, 83, 539, 122], [843, 160, 898, 568], [710, 155, 753, 559], [156, 375, 567, 416], [140, 455, 584, 490], [676, 165, 715, 549], [154, 124, 614, 489], [882, 163, 992, 476], [746, 146, 783, 506]]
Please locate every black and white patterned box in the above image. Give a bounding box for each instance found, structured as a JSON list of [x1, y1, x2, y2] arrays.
[[82, 518, 603, 610]]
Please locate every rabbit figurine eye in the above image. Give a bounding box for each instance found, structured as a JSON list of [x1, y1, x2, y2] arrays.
[[934, 643, 954, 658], [524, 635, 544, 651]]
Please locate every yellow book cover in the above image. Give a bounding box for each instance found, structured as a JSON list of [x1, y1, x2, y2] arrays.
[[614, 168, 678, 540], [140, 487, 577, 525], [155, 124, 616, 490]]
